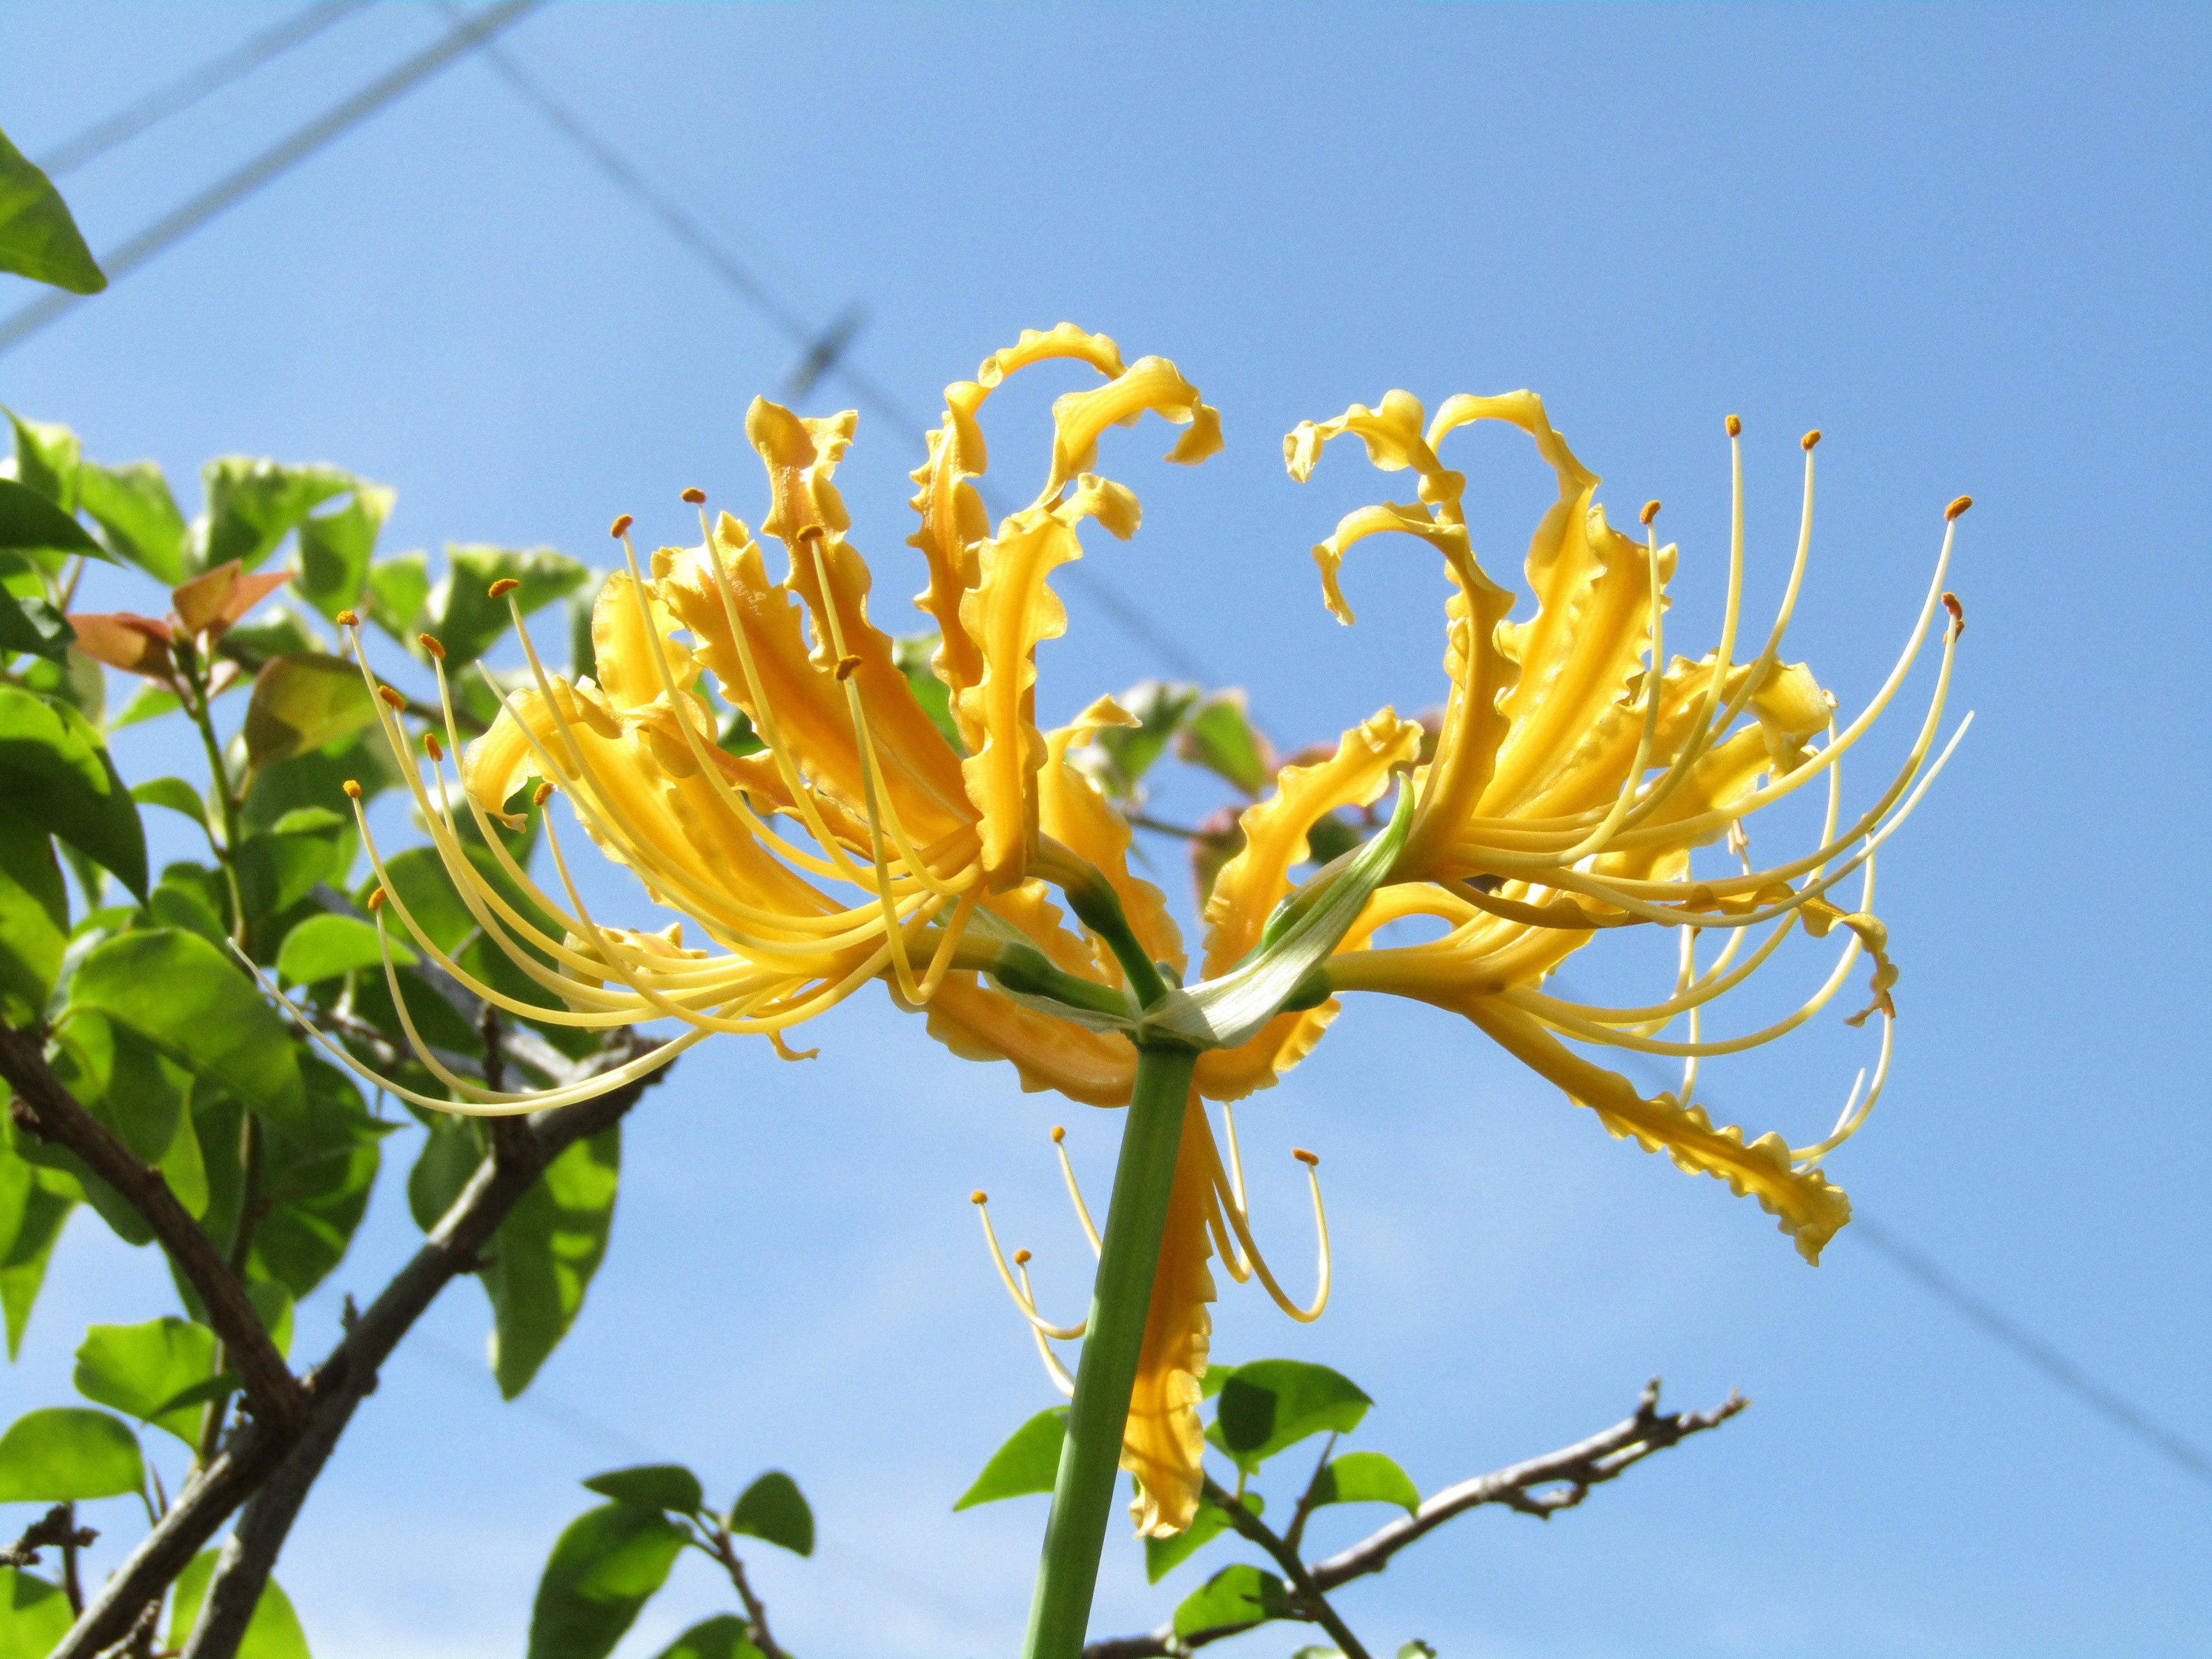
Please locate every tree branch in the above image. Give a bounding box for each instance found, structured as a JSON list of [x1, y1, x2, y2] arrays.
[[51, 1040, 664, 1659], [1200, 1474, 1369, 1659], [0, 1025, 305, 1437], [1083, 1381, 1745, 1659], [702, 1527, 793, 1659]]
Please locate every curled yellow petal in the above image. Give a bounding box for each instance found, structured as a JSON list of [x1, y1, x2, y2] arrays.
[[1122, 1088, 1217, 1537]]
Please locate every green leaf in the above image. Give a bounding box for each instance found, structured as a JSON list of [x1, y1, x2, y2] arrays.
[[366, 550, 430, 644], [728, 1470, 812, 1556], [892, 632, 963, 751], [1398, 1642, 1438, 1658], [73, 1317, 219, 1447], [525, 1502, 687, 1659], [243, 652, 377, 772], [1146, 1491, 1259, 1584], [196, 457, 356, 573], [276, 912, 413, 987], [0, 1406, 142, 1501], [108, 681, 182, 733], [247, 1277, 296, 1358], [0, 1153, 71, 1357], [1176, 690, 1274, 796], [296, 483, 395, 620], [234, 814, 349, 923], [1208, 1359, 1372, 1475], [0, 1567, 73, 1659], [166, 1550, 312, 1659], [149, 878, 228, 949], [0, 804, 66, 1024], [69, 929, 304, 1120], [1308, 1450, 1419, 1516], [407, 1114, 482, 1231], [0, 588, 73, 661], [1303, 809, 1364, 869], [196, 1056, 380, 1300], [78, 460, 187, 582], [221, 606, 328, 665], [649, 1615, 763, 1659], [1200, 1361, 1231, 1400], [0, 478, 103, 560], [1171, 1563, 1291, 1637], [40, 1010, 206, 1240], [131, 775, 207, 827], [0, 685, 146, 899], [1095, 679, 1200, 794], [430, 545, 589, 666], [0, 127, 104, 294], [242, 717, 401, 831], [567, 584, 600, 681], [484, 1124, 620, 1397], [582, 1464, 704, 1516], [953, 1406, 1067, 1509], [4, 412, 78, 509]]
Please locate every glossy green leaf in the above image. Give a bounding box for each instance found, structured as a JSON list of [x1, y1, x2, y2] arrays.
[[1200, 1361, 1231, 1400], [241, 717, 402, 830], [131, 775, 207, 827], [197, 457, 356, 573], [0, 684, 147, 898], [1095, 679, 1200, 794], [0, 1406, 142, 1501], [149, 878, 228, 948], [4, 411, 78, 508], [78, 460, 187, 582], [892, 632, 962, 751], [213, 1056, 381, 1300], [582, 1464, 704, 1516], [1397, 1642, 1438, 1658], [1176, 690, 1274, 797], [366, 549, 430, 644], [242, 652, 377, 771], [0, 128, 104, 293], [430, 545, 588, 666], [73, 1317, 218, 1447], [407, 1114, 483, 1231], [0, 1567, 73, 1659], [525, 1502, 687, 1659], [1308, 1450, 1419, 1515], [728, 1470, 812, 1556], [69, 928, 304, 1120], [0, 479, 103, 560], [41, 1009, 206, 1240], [0, 804, 66, 1024], [567, 584, 600, 681], [297, 482, 394, 620], [0, 1154, 71, 1357], [108, 681, 182, 732], [485, 1124, 620, 1397], [248, 1277, 296, 1358], [953, 1406, 1067, 1509], [649, 1615, 762, 1659], [167, 1549, 312, 1659], [1208, 1359, 1372, 1474], [1145, 1491, 1259, 1584], [276, 912, 414, 987], [1303, 808, 1364, 869], [234, 813, 349, 922], [0, 588, 72, 661], [1172, 1563, 1292, 1637]]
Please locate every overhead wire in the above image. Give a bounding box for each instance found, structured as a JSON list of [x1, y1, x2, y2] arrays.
[[0, 0, 544, 358], [31, 0, 372, 179]]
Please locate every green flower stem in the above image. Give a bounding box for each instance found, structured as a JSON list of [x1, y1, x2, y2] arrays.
[[1021, 1039, 1199, 1659]]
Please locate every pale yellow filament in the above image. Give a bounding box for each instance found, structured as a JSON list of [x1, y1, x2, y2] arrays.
[[974, 1195, 1088, 1340], [1194, 1111, 1329, 1323]]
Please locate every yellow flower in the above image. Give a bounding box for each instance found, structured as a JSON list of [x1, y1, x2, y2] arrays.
[[263, 331, 1966, 1543]]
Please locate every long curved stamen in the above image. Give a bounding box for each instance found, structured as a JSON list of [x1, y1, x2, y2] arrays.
[[972, 1191, 1087, 1339], [1050, 1126, 1101, 1257], [1196, 1117, 1330, 1323], [1793, 1011, 1895, 1165], [1017, 1253, 1079, 1399]]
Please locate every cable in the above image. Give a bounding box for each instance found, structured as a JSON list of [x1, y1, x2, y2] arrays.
[[456, 13, 1222, 685], [0, 0, 545, 358], [31, 0, 372, 179]]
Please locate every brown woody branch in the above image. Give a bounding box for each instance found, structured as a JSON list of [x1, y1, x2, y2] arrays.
[[0, 1026, 305, 1437], [51, 1040, 663, 1659], [702, 1527, 793, 1659], [1084, 1380, 1745, 1659]]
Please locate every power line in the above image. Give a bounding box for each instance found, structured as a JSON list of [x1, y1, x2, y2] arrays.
[[31, 0, 372, 179], [456, 12, 1219, 684], [0, 0, 544, 358]]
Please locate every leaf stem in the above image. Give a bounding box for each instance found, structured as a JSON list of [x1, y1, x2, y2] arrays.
[[1022, 1040, 1198, 1659], [175, 638, 248, 945], [1200, 1473, 1371, 1659], [701, 1523, 792, 1659]]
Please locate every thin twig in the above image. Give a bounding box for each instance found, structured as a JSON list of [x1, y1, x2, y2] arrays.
[[1084, 1381, 1745, 1659], [0, 1503, 98, 1569], [0, 1028, 304, 1436], [703, 1527, 793, 1659], [1199, 1475, 1369, 1659]]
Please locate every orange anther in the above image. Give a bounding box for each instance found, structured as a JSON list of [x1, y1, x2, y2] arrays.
[[1725, 414, 1743, 438], [1013, 1248, 1032, 1266], [611, 513, 635, 539], [377, 685, 406, 710], [367, 886, 387, 911], [1291, 1147, 1320, 1166], [970, 1190, 988, 1205], [1802, 429, 1822, 451], [342, 779, 363, 799], [533, 781, 554, 806], [1050, 1125, 1066, 1143], [418, 632, 445, 660], [488, 578, 521, 598], [1639, 499, 1661, 527], [1942, 592, 1965, 636], [1945, 495, 1973, 521], [680, 487, 707, 505], [424, 732, 444, 762], [834, 654, 863, 681], [335, 608, 360, 627]]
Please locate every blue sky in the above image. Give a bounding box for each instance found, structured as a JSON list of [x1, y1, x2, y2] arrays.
[[2, 3, 2207, 1656]]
